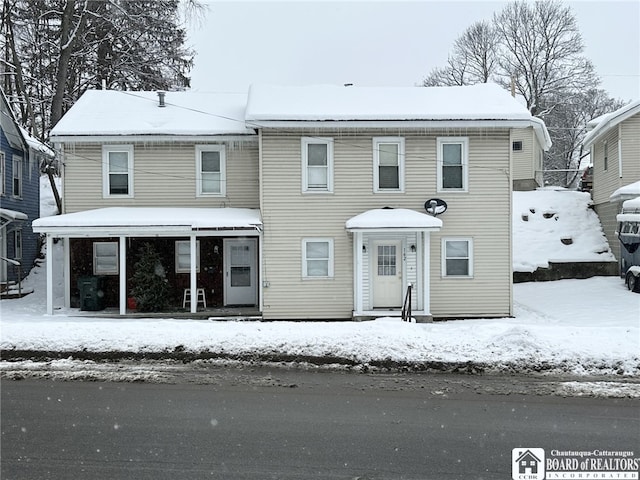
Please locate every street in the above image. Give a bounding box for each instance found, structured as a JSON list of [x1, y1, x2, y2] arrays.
[[2, 367, 639, 479]]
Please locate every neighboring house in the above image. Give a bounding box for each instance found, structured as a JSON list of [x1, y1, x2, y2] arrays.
[[34, 83, 550, 320], [582, 100, 640, 263], [0, 89, 50, 287]]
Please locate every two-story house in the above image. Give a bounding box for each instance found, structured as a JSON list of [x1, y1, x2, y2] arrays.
[[582, 100, 640, 263], [1, 89, 50, 289], [34, 83, 550, 320]]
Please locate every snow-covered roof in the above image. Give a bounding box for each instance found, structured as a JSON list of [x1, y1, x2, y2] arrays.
[[346, 208, 442, 231], [33, 207, 262, 236], [610, 181, 640, 203], [583, 99, 640, 148], [617, 196, 640, 223], [1, 208, 28, 222], [50, 90, 255, 140], [246, 83, 551, 150], [19, 126, 54, 157]]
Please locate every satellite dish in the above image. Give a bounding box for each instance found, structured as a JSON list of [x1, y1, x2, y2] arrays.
[[424, 198, 448, 216]]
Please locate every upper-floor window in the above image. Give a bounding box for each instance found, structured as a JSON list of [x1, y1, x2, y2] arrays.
[[175, 240, 201, 273], [437, 137, 469, 192], [302, 238, 334, 278], [93, 242, 118, 275], [373, 137, 404, 192], [302, 137, 333, 193], [102, 145, 133, 198], [442, 238, 473, 277], [512, 141, 523, 151], [603, 141, 608, 171], [13, 229, 22, 260], [12, 155, 22, 198], [0, 152, 5, 196], [196, 145, 226, 197]]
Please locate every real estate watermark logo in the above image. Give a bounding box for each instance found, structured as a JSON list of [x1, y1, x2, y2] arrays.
[[512, 448, 639, 480], [512, 448, 545, 480]]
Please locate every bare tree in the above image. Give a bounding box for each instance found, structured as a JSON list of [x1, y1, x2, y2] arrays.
[[2, 0, 199, 139], [493, 0, 596, 117], [543, 89, 624, 187], [423, 20, 498, 86]]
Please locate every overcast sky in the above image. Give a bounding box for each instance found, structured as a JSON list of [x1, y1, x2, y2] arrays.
[[187, 1, 640, 102]]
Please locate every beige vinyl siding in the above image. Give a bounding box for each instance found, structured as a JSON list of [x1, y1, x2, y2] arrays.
[[595, 201, 621, 261], [62, 140, 259, 213], [511, 128, 535, 181], [592, 128, 621, 206], [260, 128, 514, 320], [591, 112, 640, 262], [620, 112, 640, 183]]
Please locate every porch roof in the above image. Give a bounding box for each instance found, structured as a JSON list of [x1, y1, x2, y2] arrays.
[[1, 208, 28, 222], [32, 207, 262, 237], [346, 208, 442, 232]]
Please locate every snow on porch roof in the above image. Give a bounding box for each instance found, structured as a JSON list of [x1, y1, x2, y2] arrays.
[[1, 208, 28, 222], [50, 90, 255, 138], [346, 208, 443, 231], [32, 207, 262, 235]]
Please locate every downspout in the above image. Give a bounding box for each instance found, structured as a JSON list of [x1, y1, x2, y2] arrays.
[[618, 125, 623, 179]]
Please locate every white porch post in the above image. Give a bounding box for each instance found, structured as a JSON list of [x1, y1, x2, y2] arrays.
[[422, 232, 431, 314], [63, 238, 70, 308], [190, 234, 197, 314], [46, 234, 54, 315], [354, 232, 363, 313], [119, 236, 126, 315]]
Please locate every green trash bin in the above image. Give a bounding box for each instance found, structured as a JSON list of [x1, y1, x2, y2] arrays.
[[77, 276, 106, 311]]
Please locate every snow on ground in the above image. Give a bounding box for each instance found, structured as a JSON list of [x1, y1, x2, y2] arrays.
[[513, 187, 615, 272], [1, 181, 638, 395]]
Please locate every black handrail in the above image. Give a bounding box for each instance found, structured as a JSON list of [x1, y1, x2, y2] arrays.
[[401, 283, 412, 322]]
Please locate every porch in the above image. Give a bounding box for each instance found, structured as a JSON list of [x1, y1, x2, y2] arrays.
[[32, 207, 263, 316], [67, 306, 263, 321]]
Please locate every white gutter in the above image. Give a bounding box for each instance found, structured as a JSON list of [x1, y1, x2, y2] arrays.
[[247, 119, 552, 151]]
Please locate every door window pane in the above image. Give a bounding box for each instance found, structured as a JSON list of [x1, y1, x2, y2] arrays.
[[231, 266, 251, 286], [377, 245, 397, 276]]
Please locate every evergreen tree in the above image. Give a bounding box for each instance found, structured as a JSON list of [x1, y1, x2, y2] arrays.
[[130, 243, 170, 312], [1, 0, 201, 138]]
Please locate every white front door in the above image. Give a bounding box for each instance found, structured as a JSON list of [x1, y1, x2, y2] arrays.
[[224, 238, 257, 306], [372, 240, 403, 308]]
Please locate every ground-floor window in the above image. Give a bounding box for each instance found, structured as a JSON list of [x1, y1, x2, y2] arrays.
[[302, 238, 334, 278], [175, 240, 201, 273], [442, 237, 473, 277], [93, 241, 118, 275], [13, 229, 22, 259]]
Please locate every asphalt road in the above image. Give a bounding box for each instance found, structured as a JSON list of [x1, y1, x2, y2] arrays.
[[1, 368, 638, 480]]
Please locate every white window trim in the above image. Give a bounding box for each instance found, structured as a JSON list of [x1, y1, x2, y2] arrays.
[[301, 137, 334, 193], [302, 238, 334, 278], [175, 240, 201, 273], [12, 155, 22, 198], [603, 140, 608, 172], [0, 152, 5, 196], [93, 241, 119, 275], [437, 137, 469, 193], [102, 145, 134, 198], [373, 137, 405, 193], [196, 145, 226, 197], [441, 237, 474, 278]]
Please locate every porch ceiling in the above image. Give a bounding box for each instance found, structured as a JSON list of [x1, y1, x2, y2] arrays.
[[32, 207, 262, 237], [346, 208, 442, 232]]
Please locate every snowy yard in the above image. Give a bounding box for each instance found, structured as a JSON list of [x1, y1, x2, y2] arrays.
[[1, 182, 638, 381]]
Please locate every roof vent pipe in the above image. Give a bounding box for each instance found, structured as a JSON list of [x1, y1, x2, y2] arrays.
[[157, 91, 166, 107]]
